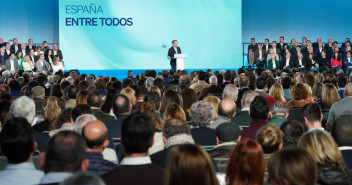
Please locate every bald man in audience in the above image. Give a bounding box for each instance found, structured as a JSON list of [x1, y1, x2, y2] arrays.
[[82, 120, 117, 175], [209, 98, 236, 129]]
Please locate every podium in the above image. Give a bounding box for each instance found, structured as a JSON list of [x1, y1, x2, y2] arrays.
[[174, 54, 188, 70]]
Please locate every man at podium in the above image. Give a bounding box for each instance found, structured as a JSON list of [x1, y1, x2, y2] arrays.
[[167, 40, 181, 70]]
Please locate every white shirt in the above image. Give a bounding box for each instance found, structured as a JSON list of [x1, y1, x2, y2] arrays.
[[53, 50, 57, 56], [10, 60, 15, 71], [120, 156, 152, 165], [286, 58, 290, 67], [273, 60, 276, 68], [298, 60, 303, 66], [22, 50, 26, 56], [30, 55, 35, 64], [14, 45, 18, 52], [273, 48, 277, 54], [265, 45, 269, 51], [22, 62, 34, 71], [348, 58, 351, 63], [6, 50, 10, 55], [173, 47, 178, 54], [52, 62, 64, 74], [259, 50, 262, 59]]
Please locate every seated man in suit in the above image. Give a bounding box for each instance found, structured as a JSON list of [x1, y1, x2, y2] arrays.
[[5, 53, 19, 73], [87, 92, 115, 123], [51, 43, 63, 60], [232, 91, 258, 127], [331, 118, 352, 170], [253, 43, 267, 68], [167, 40, 181, 70], [102, 113, 164, 185], [0, 118, 44, 185], [318, 50, 331, 72], [343, 51, 352, 76], [10, 38, 20, 54], [199, 76, 223, 100], [209, 98, 236, 129], [35, 54, 51, 73], [26, 38, 36, 54], [39, 131, 89, 185], [267, 101, 288, 128]]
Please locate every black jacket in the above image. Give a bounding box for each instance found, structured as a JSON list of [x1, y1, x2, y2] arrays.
[[167, 46, 181, 65], [317, 166, 352, 185]]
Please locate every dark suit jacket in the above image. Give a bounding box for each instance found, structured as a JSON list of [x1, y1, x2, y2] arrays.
[[51, 49, 63, 60], [0, 54, 5, 66], [263, 44, 272, 53], [102, 164, 164, 185], [26, 45, 36, 54], [219, 82, 230, 89], [199, 85, 223, 100], [231, 111, 251, 126], [278, 43, 287, 53], [167, 46, 181, 65], [236, 87, 250, 109], [34, 131, 50, 152], [341, 149, 352, 170], [253, 49, 267, 61], [190, 127, 217, 146], [280, 58, 296, 69], [240, 120, 267, 140], [105, 115, 129, 138], [318, 56, 330, 68], [10, 44, 20, 54], [91, 108, 115, 123]]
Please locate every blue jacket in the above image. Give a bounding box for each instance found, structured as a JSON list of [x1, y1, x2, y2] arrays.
[[86, 152, 117, 175]]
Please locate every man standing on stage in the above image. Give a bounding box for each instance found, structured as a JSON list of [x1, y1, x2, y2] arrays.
[[167, 40, 181, 70]]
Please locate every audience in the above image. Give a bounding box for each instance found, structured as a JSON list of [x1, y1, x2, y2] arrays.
[[331, 118, 352, 170], [209, 98, 236, 129], [267, 101, 288, 128], [87, 92, 114, 123], [231, 90, 257, 126]]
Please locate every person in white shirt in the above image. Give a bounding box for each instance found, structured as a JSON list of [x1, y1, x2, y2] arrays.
[[20, 43, 27, 56], [34, 46, 44, 56], [29, 49, 36, 66], [52, 56, 64, 74], [35, 54, 51, 73], [22, 55, 34, 71], [5, 53, 19, 72]]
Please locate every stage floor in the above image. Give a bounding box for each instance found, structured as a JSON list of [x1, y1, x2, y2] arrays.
[[69, 68, 237, 81]]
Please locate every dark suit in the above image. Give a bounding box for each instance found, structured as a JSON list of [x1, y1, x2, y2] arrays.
[[167, 46, 181, 69], [263, 44, 272, 53], [312, 42, 319, 50], [190, 127, 217, 146], [91, 108, 115, 123], [280, 58, 296, 69], [4, 50, 11, 61], [199, 85, 223, 100], [0, 54, 5, 66], [278, 43, 287, 56], [51, 49, 63, 60], [102, 163, 164, 185], [236, 87, 250, 109], [231, 110, 251, 126], [253, 49, 267, 68], [26, 45, 36, 54], [105, 115, 129, 139], [341, 149, 352, 170], [10, 44, 20, 54]]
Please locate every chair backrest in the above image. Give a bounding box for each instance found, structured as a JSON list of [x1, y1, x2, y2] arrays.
[[287, 107, 304, 123]]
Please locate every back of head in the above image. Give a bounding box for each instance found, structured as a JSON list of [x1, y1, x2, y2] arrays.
[[82, 120, 108, 150], [209, 76, 217, 85], [190, 100, 213, 127], [74, 114, 97, 134], [281, 76, 292, 89], [60, 171, 106, 185], [144, 92, 161, 111], [239, 76, 249, 87], [223, 84, 238, 102], [226, 139, 264, 185], [162, 118, 191, 138], [268, 149, 317, 185], [163, 103, 186, 121], [112, 94, 130, 117], [242, 90, 258, 108], [301, 103, 322, 124], [250, 96, 269, 121], [87, 92, 102, 107], [344, 83, 352, 97], [198, 71, 206, 81], [121, 113, 155, 154], [331, 118, 352, 147], [67, 85, 79, 99], [10, 96, 36, 124], [71, 104, 92, 122], [215, 122, 241, 143], [280, 120, 306, 146], [298, 130, 344, 168], [165, 144, 219, 185], [218, 98, 236, 118], [31, 86, 45, 99], [256, 124, 283, 154], [44, 131, 87, 173], [1, 118, 34, 164], [270, 101, 288, 116], [256, 78, 266, 89]]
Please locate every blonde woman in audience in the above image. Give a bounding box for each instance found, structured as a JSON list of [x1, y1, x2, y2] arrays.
[[318, 83, 340, 110], [163, 103, 186, 121], [298, 130, 352, 185], [33, 97, 62, 133], [52, 56, 64, 74], [148, 86, 161, 97], [204, 95, 220, 122], [267, 83, 287, 106], [49, 108, 73, 137], [22, 55, 34, 71], [121, 87, 136, 107], [165, 144, 219, 185], [311, 82, 323, 102]]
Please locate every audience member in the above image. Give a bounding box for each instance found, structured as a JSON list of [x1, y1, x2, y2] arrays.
[[87, 92, 114, 122], [267, 101, 288, 128], [60, 172, 106, 185], [231, 90, 257, 126], [331, 118, 352, 170]]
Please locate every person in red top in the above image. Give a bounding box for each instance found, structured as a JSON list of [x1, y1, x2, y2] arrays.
[[331, 51, 342, 72], [266, 83, 287, 107]]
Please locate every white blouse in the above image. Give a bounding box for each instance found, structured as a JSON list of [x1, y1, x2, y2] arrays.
[[22, 62, 34, 71], [52, 62, 64, 73]]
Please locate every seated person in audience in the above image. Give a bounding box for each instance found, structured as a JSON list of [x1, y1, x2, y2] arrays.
[[280, 120, 306, 147], [189, 101, 217, 146], [10, 96, 49, 152], [223, 84, 238, 105], [208, 122, 241, 160], [22, 55, 34, 71], [317, 83, 340, 110], [65, 85, 79, 108], [33, 97, 62, 133], [60, 172, 106, 185], [253, 43, 267, 68], [267, 54, 280, 71], [330, 51, 343, 72], [87, 92, 114, 123], [51, 43, 63, 60], [318, 49, 331, 72], [255, 78, 268, 97], [267, 83, 287, 106], [209, 98, 236, 129], [296, 53, 305, 70], [337, 74, 348, 98], [82, 120, 117, 175], [199, 76, 223, 100], [281, 76, 292, 100], [268, 149, 317, 185], [165, 144, 219, 185], [226, 139, 265, 185], [232, 91, 258, 127], [298, 130, 352, 185], [102, 113, 164, 185], [343, 51, 352, 76], [190, 70, 209, 95], [331, 118, 352, 170], [307, 53, 319, 71], [266, 48, 280, 62], [39, 131, 89, 185], [236, 76, 250, 109], [144, 92, 162, 117], [241, 96, 269, 140], [31, 86, 46, 115], [327, 83, 352, 131], [52, 56, 64, 74], [0, 118, 44, 185], [280, 52, 295, 69], [268, 101, 288, 128], [151, 118, 195, 168], [286, 83, 310, 109], [35, 54, 51, 73], [219, 72, 232, 89], [5, 53, 19, 73], [105, 94, 131, 139]]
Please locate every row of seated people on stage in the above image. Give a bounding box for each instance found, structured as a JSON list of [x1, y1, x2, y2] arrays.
[[247, 37, 352, 74], [0, 67, 352, 185], [0, 38, 64, 74]]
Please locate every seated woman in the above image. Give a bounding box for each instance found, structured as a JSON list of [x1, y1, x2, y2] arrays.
[[286, 83, 311, 109], [317, 83, 340, 110], [331, 51, 342, 72], [22, 55, 34, 72], [266, 83, 287, 106], [298, 130, 352, 185], [307, 53, 319, 72], [14, 50, 23, 70], [52, 56, 64, 74], [267, 54, 280, 71]]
